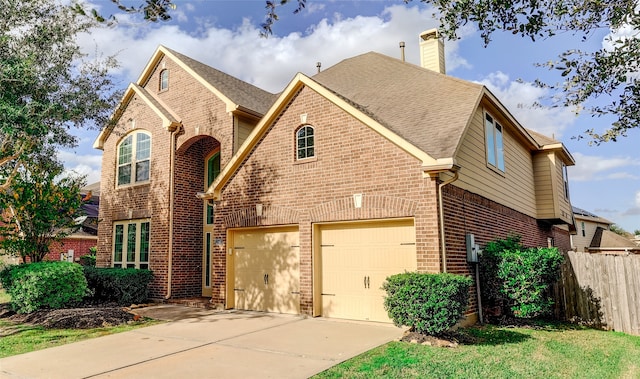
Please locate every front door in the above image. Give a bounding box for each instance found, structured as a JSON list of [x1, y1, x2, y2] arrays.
[[202, 151, 220, 297]]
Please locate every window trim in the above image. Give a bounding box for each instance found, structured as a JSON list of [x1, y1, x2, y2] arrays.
[[562, 162, 570, 200], [295, 125, 315, 161], [484, 112, 505, 173], [204, 150, 221, 225], [116, 131, 151, 188], [112, 219, 151, 269], [159, 69, 169, 91]]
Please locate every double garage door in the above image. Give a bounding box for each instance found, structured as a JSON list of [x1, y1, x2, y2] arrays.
[[228, 219, 416, 323]]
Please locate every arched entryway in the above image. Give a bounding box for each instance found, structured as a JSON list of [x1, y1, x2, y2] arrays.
[[173, 135, 220, 298]]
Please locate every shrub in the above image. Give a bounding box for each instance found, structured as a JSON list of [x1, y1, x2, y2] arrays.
[[78, 254, 96, 267], [0, 262, 89, 313], [383, 272, 473, 335], [480, 235, 564, 318], [83, 267, 153, 305]]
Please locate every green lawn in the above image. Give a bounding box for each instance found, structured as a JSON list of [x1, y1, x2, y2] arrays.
[[315, 323, 640, 379], [0, 289, 158, 358]]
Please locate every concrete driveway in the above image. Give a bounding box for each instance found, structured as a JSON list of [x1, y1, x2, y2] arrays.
[[0, 305, 404, 378]]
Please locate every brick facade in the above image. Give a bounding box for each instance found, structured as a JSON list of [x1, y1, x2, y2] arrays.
[[212, 86, 442, 314], [47, 238, 97, 262]]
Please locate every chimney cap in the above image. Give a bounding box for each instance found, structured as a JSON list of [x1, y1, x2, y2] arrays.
[[420, 29, 441, 41]]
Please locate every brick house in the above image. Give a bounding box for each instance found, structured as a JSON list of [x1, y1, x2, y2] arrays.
[[95, 30, 575, 323]]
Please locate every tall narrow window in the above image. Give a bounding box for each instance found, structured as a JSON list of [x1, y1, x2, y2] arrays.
[[159, 69, 169, 91], [581, 222, 586, 237], [117, 131, 151, 186], [112, 220, 150, 269], [562, 163, 570, 199], [296, 125, 315, 160], [205, 152, 220, 225], [485, 114, 505, 172]]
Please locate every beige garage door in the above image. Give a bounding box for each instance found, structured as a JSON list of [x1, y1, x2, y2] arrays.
[[320, 219, 416, 323], [231, 227, 300, 314]]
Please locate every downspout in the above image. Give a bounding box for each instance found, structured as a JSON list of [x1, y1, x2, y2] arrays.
[[438, 169, 459, 273], [165, 125, 181, 300]]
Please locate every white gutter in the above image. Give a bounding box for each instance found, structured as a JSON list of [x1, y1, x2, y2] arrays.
[[437, 169, 459, 273], [165, 125, 181, 299]]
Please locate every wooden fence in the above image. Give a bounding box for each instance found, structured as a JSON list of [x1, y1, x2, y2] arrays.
[[553, 251, 640, 336]]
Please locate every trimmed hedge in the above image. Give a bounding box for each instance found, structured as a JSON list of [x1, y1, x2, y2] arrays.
[[83, 267, 153, 305], [480, 235, 564, 318], [0, 262, 89, 313], [383, 272, 473, 335]]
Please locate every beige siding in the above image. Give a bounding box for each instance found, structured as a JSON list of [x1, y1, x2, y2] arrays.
[[234, 116, 256, 152], [572, 218, 611, 252], [533, 152, 556, 219], [453, 106, 537, 218]]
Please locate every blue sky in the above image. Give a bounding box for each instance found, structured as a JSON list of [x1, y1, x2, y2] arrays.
[[65, 0, 640, 232]]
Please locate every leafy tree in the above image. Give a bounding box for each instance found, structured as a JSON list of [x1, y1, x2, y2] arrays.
[[0, 156, 86, 263], [609, 224, 631, 237], [634, 229, 640, 236], [93, 0, 639, 143], [0, 0, 119, 190]]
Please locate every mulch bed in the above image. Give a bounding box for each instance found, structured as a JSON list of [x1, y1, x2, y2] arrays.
[[400, 330, 478, 347], [0, 302, 141, 329]]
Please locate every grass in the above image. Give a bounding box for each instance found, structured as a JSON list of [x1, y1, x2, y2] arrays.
[[314, 323, 640, 379], [0, 289, 159, 358]]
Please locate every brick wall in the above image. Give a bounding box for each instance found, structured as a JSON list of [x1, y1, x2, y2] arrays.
[[442, 183, 572, 314], [212, 86, 442, 314], [48, 238, 97, 262], [97, 53, 235, 299]]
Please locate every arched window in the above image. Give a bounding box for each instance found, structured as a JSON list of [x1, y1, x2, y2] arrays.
[[296, 125, 315, 160], [159, 69, 169, 91], [117, 131, 151, 186]]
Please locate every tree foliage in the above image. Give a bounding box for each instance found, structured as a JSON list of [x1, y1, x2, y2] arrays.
[[101, 0, 640, 143], [0, 0, 119, 190], [0, 157, 86, 263]]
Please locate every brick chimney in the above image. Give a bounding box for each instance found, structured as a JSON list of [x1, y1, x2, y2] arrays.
[[419, 29, 445, 74]]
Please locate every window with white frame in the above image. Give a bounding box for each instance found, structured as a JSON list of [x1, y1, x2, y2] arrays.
[[117, 131, 151, 186], [485, 113, 505, 172], [296, 125, 315, 160], [113, 220, 150, 269], [159, 69, 169, 91]]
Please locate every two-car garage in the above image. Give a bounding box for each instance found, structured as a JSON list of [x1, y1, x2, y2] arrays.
[[227, 219, 417, 323]]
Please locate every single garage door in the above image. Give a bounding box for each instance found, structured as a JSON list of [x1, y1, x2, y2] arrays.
[[231, 227, 300, 314], [320, 219, 416, 323]]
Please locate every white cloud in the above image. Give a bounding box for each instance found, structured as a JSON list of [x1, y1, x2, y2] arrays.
[[477, 71, 578, 138], [568, 152, 640, 181], [77, 5, 470, 92], [57, 150, 102, 185]]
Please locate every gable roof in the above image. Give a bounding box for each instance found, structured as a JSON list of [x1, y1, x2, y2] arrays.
[[160, 48, 278, 116], [200, 51, 573, 199], [590, 227, 639, 249], [573, 206, 613, 225], [312, 52, 484, 160], [94, 46, 277, 149]]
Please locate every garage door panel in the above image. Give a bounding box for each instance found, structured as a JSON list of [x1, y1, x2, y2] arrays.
[[232, 227, 300, 314], [320, 220, 416, 323]]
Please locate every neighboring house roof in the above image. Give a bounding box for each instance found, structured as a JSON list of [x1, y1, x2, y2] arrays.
[[590, 226, 640, 251], [572, 206, 613, 225]]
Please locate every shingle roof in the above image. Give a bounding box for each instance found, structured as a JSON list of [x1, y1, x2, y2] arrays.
[[527, 128, 559, 146], [311, 52, 484, 159], [590, 227, 639, 248], [164, 48, 278, 115]]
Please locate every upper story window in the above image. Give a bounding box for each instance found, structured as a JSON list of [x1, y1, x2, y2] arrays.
[[159, 69, 169, 91], [296, 125, 315, 160], [485, 113, 504, 172], [117, 131, 151, 186]]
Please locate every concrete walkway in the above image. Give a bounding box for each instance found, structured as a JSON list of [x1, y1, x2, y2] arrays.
[[0, 305, 403, 378]]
